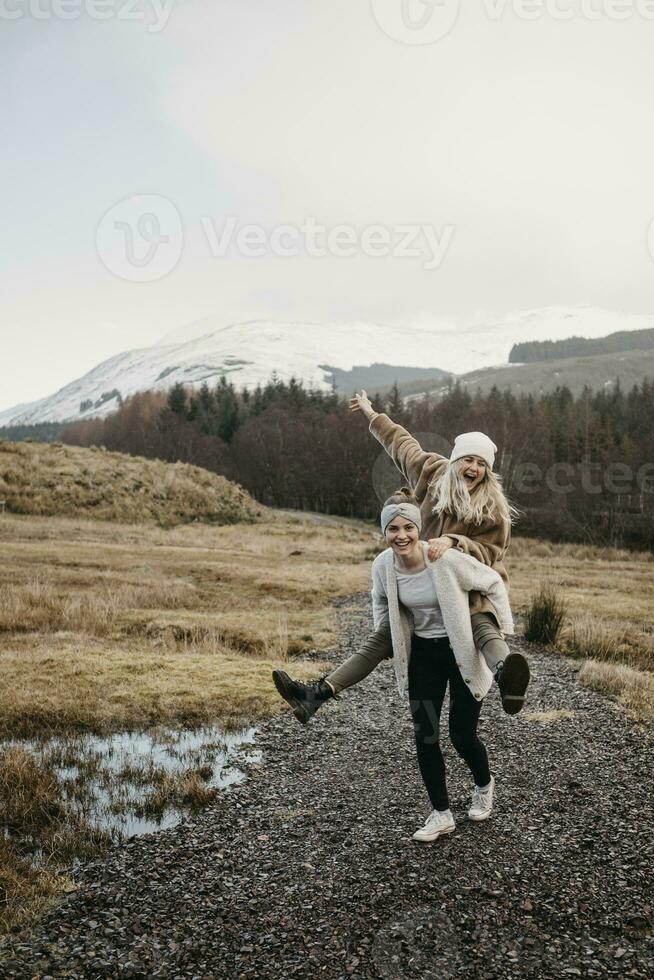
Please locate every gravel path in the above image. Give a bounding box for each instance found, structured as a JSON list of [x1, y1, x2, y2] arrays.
[[2, 594, 652, 979]]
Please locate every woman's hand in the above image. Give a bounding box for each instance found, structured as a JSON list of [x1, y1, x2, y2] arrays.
[[349, 389, 376, 421], [427, 536, 454, 561]]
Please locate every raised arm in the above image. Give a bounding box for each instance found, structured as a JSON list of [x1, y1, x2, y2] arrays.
[[350, 390, 447, 501]]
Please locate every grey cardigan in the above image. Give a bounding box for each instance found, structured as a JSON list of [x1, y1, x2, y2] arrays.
[[371, 543, 515, 702]]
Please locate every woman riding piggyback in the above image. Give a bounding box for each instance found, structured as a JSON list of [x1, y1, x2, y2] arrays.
[[273, 390, 530, 722]]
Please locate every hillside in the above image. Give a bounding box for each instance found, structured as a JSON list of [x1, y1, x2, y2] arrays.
[[510, 326, 654, 363], [2, 306, 653, 427], [0, 441, 263, 526], [393, 347, 654, 400], [320, 362, 450, 391]]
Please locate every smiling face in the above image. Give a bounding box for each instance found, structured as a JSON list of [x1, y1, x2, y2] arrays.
[[385, 516, 420, 557], [457, 455, 487, 492]]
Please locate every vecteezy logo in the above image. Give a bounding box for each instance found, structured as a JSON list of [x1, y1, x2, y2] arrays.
[[371, 0, 460, 45], [95, 194, 183, 282]]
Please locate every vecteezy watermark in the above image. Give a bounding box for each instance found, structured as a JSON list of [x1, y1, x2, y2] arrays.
[[371, 0, 654, 45], [512, 458, 654, 495], [96, 198, 455, 282], [371, 0, 461, 45], [483, 0, 654, 22], [0, 0, 175, 32], [95, 195, 183, 282], [373, 434, 654, 503], [201, 215, 455, 271]]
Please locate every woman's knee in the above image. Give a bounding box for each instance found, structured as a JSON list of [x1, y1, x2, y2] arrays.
[[449, 731, 480, 760], [361, 621, 393, 665], [471, 612, 503, 650], [448, 716, 479, 752]]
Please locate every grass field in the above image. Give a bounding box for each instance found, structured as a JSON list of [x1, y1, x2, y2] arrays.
[[0, 512, 377, 737], [509, 535, 654, 671], [1, 512, 651, 739]]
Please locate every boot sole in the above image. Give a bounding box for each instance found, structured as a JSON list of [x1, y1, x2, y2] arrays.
[[272, 670, 310, 725], [500, 652, 530, 715]]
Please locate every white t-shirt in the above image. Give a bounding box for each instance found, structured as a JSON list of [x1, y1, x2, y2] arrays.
[[396, 565, 447, 639]]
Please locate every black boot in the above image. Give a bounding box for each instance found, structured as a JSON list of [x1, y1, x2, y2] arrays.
[[272, 670, 335, 725], [495, 652, 530, 715]]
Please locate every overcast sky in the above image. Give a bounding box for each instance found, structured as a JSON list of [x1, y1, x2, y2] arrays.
[[2, 0, 654, 411]]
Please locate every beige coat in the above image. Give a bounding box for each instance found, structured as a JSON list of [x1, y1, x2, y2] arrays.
[[370, 413, 511, 624]]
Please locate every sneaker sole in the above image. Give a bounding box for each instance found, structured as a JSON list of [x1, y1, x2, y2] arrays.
[[272, 670, 310, 725], [412, 824, 456, 842], [500, 652, 530, 715], [468, 808, 493, 822]]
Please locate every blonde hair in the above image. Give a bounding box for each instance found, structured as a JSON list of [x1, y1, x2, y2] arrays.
[[431, 461, 519, 527]]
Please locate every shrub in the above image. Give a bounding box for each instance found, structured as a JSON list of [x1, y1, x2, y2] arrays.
[[524, 582, 567, 645]]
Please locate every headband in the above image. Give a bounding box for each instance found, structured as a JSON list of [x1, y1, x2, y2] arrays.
[[380, 503, 422, 535]]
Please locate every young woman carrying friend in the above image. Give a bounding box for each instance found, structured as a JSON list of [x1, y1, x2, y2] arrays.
[[374, 489, 513, 838], [273, 391, 530, 725]]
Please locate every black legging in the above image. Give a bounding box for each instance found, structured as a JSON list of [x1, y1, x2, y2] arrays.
[[408, 633, 491, 812]]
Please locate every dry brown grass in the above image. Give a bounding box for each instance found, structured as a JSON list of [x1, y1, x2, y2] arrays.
[[1, 519, 652, 734], [0, 439, 262, 526], [561, 614, 637, 666], [0, 512, 375, 737], [510, 536, 654, 670], [133, 769, 219, 819], [0, 749, 109, 934], [0, 839, 66, 935], [0, 636, 333, 737], [578, 660, 654, 721], [510, 536, 653, 565], [521, 709, 577, 724], [0, 748, 65, 835]]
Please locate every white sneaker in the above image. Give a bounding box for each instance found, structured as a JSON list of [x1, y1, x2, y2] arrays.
[[412, 809, 456, 842], [468, 776, 495, 821]]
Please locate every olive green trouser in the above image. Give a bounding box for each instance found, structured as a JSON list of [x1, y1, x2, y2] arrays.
[[325, 612, 509, 695]]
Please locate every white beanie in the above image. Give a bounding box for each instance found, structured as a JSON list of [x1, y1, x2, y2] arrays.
[[449, 431, 498, 471]]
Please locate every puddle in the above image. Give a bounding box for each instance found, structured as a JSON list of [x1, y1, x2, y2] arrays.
[[3, 726, 262, 839]]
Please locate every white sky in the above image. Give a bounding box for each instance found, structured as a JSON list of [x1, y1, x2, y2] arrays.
[[2, 0, 654, 412]]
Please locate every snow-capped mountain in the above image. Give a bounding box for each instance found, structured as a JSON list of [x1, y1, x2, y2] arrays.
[[1, 306, 653, 427]]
